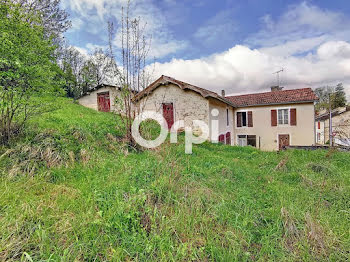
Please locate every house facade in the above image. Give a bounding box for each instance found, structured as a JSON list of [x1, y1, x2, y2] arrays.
[[133, 76, 235, 144], [315, 119, 326, 144], [78, 84, 124, 114], [315, 107, 350, 146], [225, 88, 318, 151], [134, 75, 318, 151]]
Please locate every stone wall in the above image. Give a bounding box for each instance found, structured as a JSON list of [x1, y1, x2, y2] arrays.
[[137, 84, 210, 130]]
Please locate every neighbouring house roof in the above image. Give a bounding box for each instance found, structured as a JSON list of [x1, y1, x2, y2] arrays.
[[90, 84, 120, 92], [226, 88, 318, 107], [78, 84, 119, 98], [132, 75, 235, 107], [80, 84, 138, 98], [315, 106, 350, 121]]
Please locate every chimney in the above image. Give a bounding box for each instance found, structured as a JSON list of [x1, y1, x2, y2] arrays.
[[221, 90, 225, 97], [271, 86, 284, 92]]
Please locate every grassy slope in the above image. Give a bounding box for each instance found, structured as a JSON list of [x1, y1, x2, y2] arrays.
[[0, 97, 349, 261]]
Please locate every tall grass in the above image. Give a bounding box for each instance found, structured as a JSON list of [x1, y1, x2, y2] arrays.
[[0, 97, 349, 261]]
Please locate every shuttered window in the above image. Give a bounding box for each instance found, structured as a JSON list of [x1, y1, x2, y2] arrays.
[[237, 112, 247, 127], [237, 112, 253, 127], [278, 109, 289, 125], [290, 108, 297, 126], [271, 110, 277, 126], [248, 111, 253, 127]]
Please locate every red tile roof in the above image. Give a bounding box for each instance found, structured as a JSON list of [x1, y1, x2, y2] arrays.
[[133, 75, 235, 106], [226, 88, 318, 107]]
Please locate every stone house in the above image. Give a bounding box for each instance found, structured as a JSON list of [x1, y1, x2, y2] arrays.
[[133, 75, 235, 143], [78, 84, 125, 114], [315, 107, 350, 146], [133, 75, 318, 151]]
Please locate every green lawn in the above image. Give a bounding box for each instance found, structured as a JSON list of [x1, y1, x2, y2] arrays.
[[0, 97, 349, 261]]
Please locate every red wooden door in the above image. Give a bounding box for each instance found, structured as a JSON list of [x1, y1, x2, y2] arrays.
[[97, 92, 110, 112], [219, 134, 225, 144], [225, 132, 231, 145], [278, 134, 290, 150], [162, 103, 174, 129]]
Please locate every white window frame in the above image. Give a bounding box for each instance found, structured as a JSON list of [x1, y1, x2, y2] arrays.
[[236, 110, 248, 128], [237, 135, 247, 146], [276, 107, 291, 126], [236, 135, 257, 147]]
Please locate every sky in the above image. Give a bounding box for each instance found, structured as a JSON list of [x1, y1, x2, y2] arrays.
[[61, 0, 350, 97]]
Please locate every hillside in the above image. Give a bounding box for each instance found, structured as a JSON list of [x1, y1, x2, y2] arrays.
[[0, 97, 349, 261]]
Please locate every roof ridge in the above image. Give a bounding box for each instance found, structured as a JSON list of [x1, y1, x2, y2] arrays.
[[226, 87, 313, 98]]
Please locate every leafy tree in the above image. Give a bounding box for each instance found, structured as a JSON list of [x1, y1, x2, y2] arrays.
[[314, 86, 334, 111], [332, 83, 347, 108], [12, 0, 71, 41], [0, 1, 61, 144], [314, 84, 347, 111]]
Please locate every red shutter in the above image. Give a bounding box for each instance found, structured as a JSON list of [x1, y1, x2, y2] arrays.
[[271, 110, 277, 126], [290, 108, 297, 126], [248, 111, 253, 127], [237, 112, 242, 127], [226, 132, 231, 145], [318, 122, 321, 129]]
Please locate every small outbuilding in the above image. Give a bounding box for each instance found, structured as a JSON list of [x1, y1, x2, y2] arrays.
[[78, 84, 123, 113]]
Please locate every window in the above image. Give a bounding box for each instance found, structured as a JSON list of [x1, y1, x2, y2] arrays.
[[317, 133, 321, 142], [238, 135, 247, 146], [278, 109, 289, 125], [247, 135, 257, 147], [226, 109, 229, 126], [237, 112, 247, 127], [318, 122, 321, 129], [237, 135, 256, 147]]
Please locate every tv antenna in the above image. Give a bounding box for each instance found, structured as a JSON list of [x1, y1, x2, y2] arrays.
[[273, 68, 284, 87]]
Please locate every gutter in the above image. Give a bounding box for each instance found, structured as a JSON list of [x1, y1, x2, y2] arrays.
[[231, 100, 317, 108]]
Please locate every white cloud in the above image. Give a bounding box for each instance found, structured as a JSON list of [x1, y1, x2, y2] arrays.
[[248, 2, 350, 46], [147, 2, 350, 99], [149, 41, 350, 98], [62, 0, 187, 58], [194, 10, 237, 45], [68, 17, 84, 32]]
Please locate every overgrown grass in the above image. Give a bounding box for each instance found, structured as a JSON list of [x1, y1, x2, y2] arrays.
[[0, 97, 349, 261]]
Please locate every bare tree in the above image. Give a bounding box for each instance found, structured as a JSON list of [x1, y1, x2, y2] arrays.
[[108, 1, 153, 147], [89, 48, 111, 86], [13, 0, 71, 40], [58, 45, 86, 98]]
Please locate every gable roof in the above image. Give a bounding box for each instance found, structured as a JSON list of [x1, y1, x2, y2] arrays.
[[133, 75, 235, 106], [78, 84, 119, 98], [316, 106, 350, 121], [226, 88, 318, 107]]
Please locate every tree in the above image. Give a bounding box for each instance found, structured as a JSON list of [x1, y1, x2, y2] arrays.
[[107, 1, 153, 147], [314, 84, 347, 111], [12, 0, 71, 41], [314, 86, 334, 111], [89, 48, 111, 86], [59, 45, 86, 98], [0, 1, 60, 144], [332, 83, 347, 108]]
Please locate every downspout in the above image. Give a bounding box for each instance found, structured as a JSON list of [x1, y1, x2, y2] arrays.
[[329, 94, 333, 147], [314, 102, 316, 145]]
